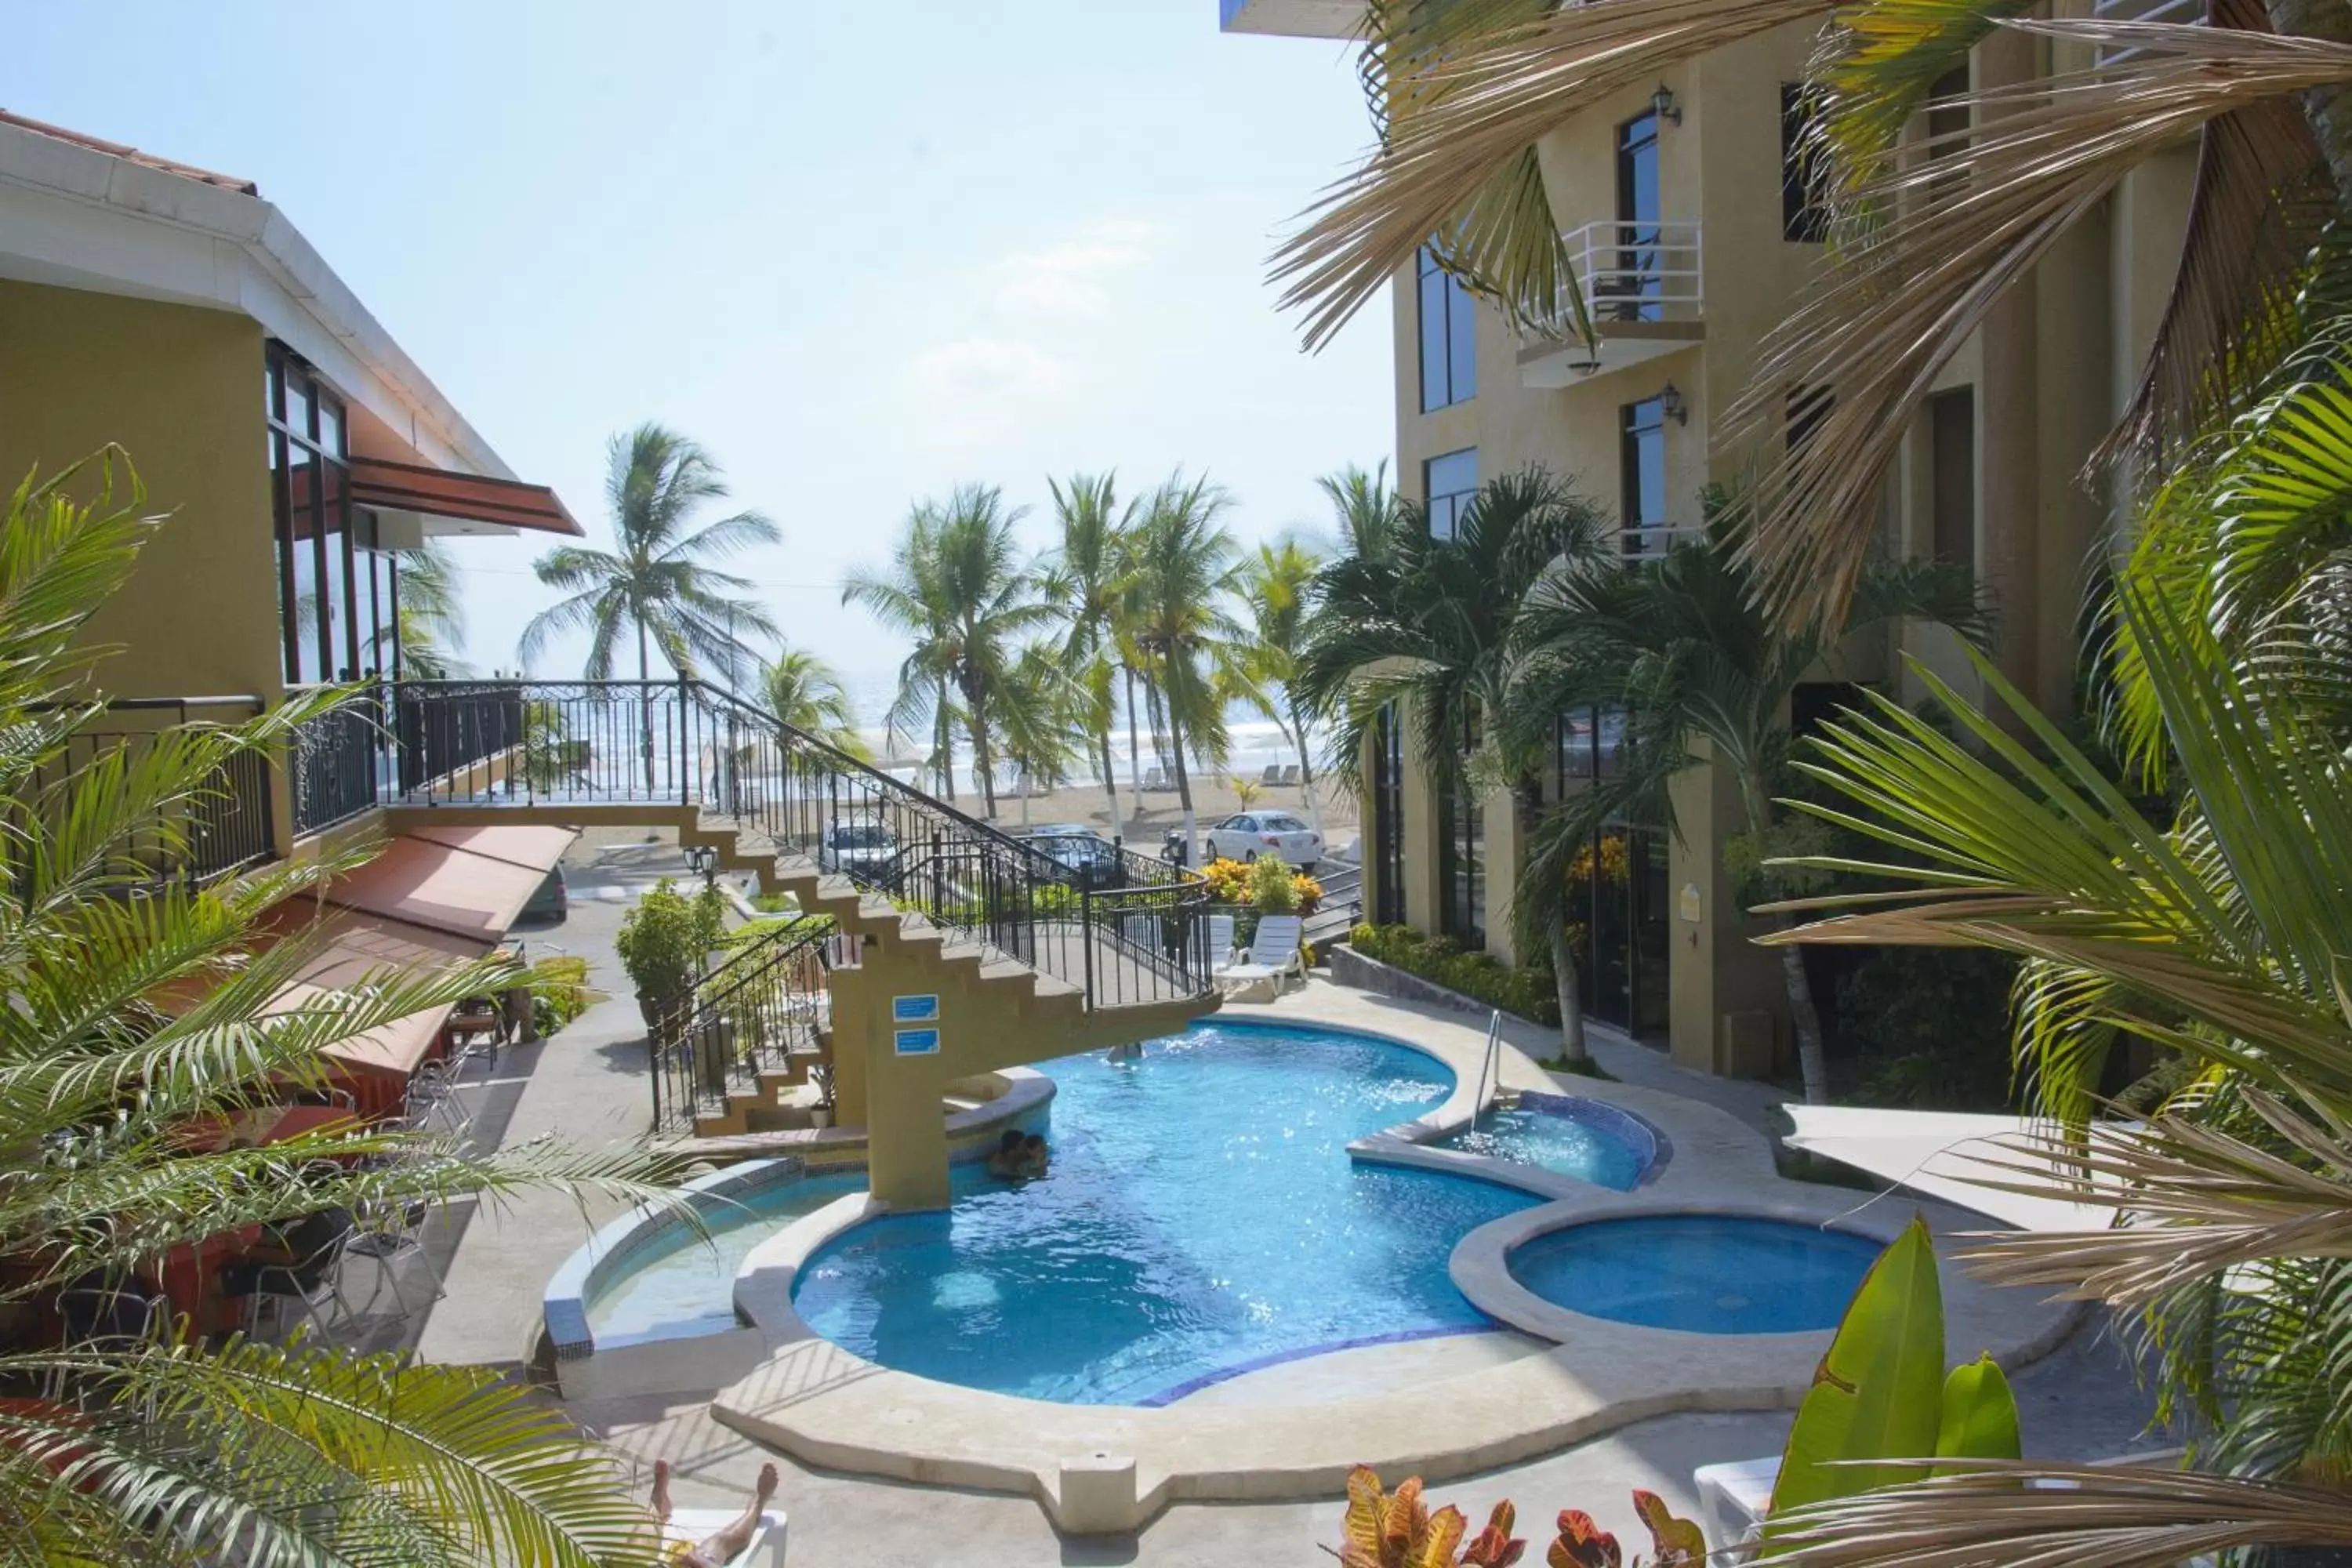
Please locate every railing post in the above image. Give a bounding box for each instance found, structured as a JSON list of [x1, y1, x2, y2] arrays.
[[1081, 888, 1096, 1012]]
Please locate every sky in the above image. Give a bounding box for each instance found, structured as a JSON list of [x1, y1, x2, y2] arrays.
[[11, 2, 1395, 702]]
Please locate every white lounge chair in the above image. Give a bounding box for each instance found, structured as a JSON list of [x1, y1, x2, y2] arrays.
[[1204, 914, 1238, 976], [1279, 764, 1303, 787], [1140, 764, 1173, 793], [1259, 763, 1283, 786], [1238, 914, 1307, 989]]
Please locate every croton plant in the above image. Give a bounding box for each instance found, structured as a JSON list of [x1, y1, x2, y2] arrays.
[[1334, 1467, 1707, 1568]]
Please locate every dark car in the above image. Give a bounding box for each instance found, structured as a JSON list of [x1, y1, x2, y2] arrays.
[[519, 866, 567, 924], [1016, 823, 1125, 890]]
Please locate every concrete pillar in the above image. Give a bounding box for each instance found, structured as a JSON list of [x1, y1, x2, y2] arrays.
[[833, 961, 953, 1213], [1976, 25, 2042, 701]]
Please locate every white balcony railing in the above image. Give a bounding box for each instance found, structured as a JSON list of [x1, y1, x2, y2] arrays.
[[2091, 0, 2203, 63], [1563, 219, 1704, 328]]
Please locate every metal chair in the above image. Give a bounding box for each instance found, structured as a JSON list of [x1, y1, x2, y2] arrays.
[[342, 1198, 445, 1320], [241, 1223, 357, 1345]]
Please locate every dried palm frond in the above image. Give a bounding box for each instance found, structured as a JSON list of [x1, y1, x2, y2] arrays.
[[1944, 1091, 2352, 1308], [1763, 1460, 2352, 1568]]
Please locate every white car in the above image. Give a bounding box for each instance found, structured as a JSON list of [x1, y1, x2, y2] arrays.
[[1203, 811, 1321, 873]]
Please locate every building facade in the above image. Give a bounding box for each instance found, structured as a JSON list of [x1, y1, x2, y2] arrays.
[[1225, 2, 2192, 1077]]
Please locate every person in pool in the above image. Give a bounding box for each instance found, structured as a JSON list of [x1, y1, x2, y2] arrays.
[[986, 1128, 1026, 1181], [1018, 1132, 1050, 1178]]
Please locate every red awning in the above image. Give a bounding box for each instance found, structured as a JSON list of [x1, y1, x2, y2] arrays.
[[314, 832, 568, 942], [349, 456, 581, 538], [401, 823, 576, 876]]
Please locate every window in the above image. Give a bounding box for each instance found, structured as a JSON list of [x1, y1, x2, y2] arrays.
[[268, 345, 402, 683], [1930, 387, 1976, 569], [1417, 245, 1477, 412], [1621, 398, 1668, 557], [1373, 705, 1406, 925], [1611, 112, 1664, 323], [1926, 66, 1969, 206], [1425, 448, 1479, 541], [1782, 84, 1831, 242], [1439, 713, 1484, 949]]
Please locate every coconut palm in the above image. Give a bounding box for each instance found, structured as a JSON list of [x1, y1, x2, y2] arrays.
[[1042, 472, 1140, 832], [0, 456, 681, 1566], [1317, 459, 1406, 565], [1505, 499, 1985, 1100], [518, 425, 779, 790], [845, 485, 1052, 818], [1236, 539, 1324, 819], [393, 543, 466, 677], [991, 641, 1091, 829], [844, 502, 960, 799], [762, 643, 866, 759], [1298, 467, 1615, 1063], [1123, 474, 1256, 860], [1275, 0, 2352, 629]]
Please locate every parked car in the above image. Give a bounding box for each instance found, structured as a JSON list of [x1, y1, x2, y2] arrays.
[[818, 818, 900, 880], [519, 865, 567, 923], [1203, 811, 1321, 873], [1015, 822, 1125, 890]]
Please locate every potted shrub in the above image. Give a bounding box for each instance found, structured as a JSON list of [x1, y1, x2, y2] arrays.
[[615, 879, 704, 1033]]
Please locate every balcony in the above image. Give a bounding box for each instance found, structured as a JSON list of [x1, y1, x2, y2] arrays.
[[1519, 220, 1705, 388], [1218, 0, 1367, 36]]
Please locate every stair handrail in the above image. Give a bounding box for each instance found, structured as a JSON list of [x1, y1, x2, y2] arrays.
[[1468, 1008, 1503, 1130], [649, 913, 837, 1131]]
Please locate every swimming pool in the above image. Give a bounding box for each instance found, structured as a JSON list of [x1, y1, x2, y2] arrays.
[[790, 1022, 1541, 1406], [1508, 1214, 1884, 1334], [586, 1170, 868, 1344], [1432, 1094, 1653, 1190]]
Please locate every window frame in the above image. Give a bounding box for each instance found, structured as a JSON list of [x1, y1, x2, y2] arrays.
[[1620, 398, 1668, 558], [1417, 245, 1478, 413], [1424, 447, 1480, 542]]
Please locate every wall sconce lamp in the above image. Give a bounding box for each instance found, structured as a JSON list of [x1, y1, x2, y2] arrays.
[[1660, 383, 1690, 425], [1652, 84, 1682, 126]]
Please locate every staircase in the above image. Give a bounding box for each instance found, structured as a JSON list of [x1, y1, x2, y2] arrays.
[[376, 678, 1224, 1133]]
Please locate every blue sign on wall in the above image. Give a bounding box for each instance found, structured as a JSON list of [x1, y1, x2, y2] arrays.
[[893, 1027, 942, 1057], [892, 994, 940, 1024]]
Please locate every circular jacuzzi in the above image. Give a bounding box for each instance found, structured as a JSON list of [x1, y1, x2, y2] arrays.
[[1506, 1214, 1883, 1334]]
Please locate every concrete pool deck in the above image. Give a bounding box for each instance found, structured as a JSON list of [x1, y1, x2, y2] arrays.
[[705, 988, 2078, 1531]]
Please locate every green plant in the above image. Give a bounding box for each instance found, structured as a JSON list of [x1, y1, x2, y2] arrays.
[[615, 878, 706, 999], [1248, 851, 1300, 914], [0, 455, 681, 1563], [1231, 774, 1265, 810], [1762, 1216, 2019, 1552], [1834, 947, 2020, 1110], [525, 955, 602, 1034], [694, 880, 728, 953], [1348, 923, 1560, 1026]]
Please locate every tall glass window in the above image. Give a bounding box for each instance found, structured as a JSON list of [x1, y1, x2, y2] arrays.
[[1425, 447, 1479, 542], [1553, 703, 1666, 1036], [1621, 398, 1668, 557], [1372, 705, 1406, 925], [269, 345, 400, 684], [1613, 111, 1664, 324], [1781, 84, 1831, 242], [1417, 245, 1477, 413]]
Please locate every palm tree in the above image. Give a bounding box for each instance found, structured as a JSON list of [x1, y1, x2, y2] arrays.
[[1506, 500, 1985, 1102], [844, 502, 958, 800], [0, 456, 681, 1566], [393, 543, 466, 677], [1236, 539, 1324, 820], [1273, 1, 2352, 630], [1124, 474, 1255, 861], [763, 643, 866, 758], [845, 485, 1051, 818], [519, 424, 779, 789], [1043, 472, 1140, 833], [1316, 459, 1406, 565], [1298, 468, 1614, 1063], [992, 641, 1090, 829]]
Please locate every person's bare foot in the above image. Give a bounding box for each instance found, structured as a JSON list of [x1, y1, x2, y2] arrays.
[[651, 1458, 673, 1523], [753, 1462, 779, 1506]]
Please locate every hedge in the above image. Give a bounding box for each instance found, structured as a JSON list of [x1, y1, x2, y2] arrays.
[[1347, 922, 1560, 1027]]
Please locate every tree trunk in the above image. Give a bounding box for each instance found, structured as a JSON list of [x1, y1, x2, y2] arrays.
[[1548, 918, 1590, 1068], [1123, 667, 1143, 803], [636, 614, 656, 795], [1779, 924, 1832, 1105], [1099, 730, 1122, 838], [1170, 710, 1196, 868], [969, 678, 997, 818], [1287, 700, 1319, 829], [935, 677, 956, 803], [2267, 0, 2352, 196]]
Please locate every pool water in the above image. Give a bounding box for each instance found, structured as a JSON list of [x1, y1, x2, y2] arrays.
[[588, 1171, 866, 1343], [1508, 1215, 1883, 1334], [792, 1022, 1541, 1406], [1435, 1101, 1650, 1190]]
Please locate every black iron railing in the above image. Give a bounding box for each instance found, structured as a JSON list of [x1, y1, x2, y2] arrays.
[[652, 919, 839, 1131], [387, 677, 1220, 1018], [27, 695, 275, 884], [289, 687, 383, 837]]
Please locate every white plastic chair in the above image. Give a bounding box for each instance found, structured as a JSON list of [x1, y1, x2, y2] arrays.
[[1204, 915, 1238, 975], [1240, 915, 1306, 987]]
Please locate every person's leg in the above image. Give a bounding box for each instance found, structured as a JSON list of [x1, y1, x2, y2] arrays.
[[651, 1458, 673, 1525], [688, 1462, 779, 1566]]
